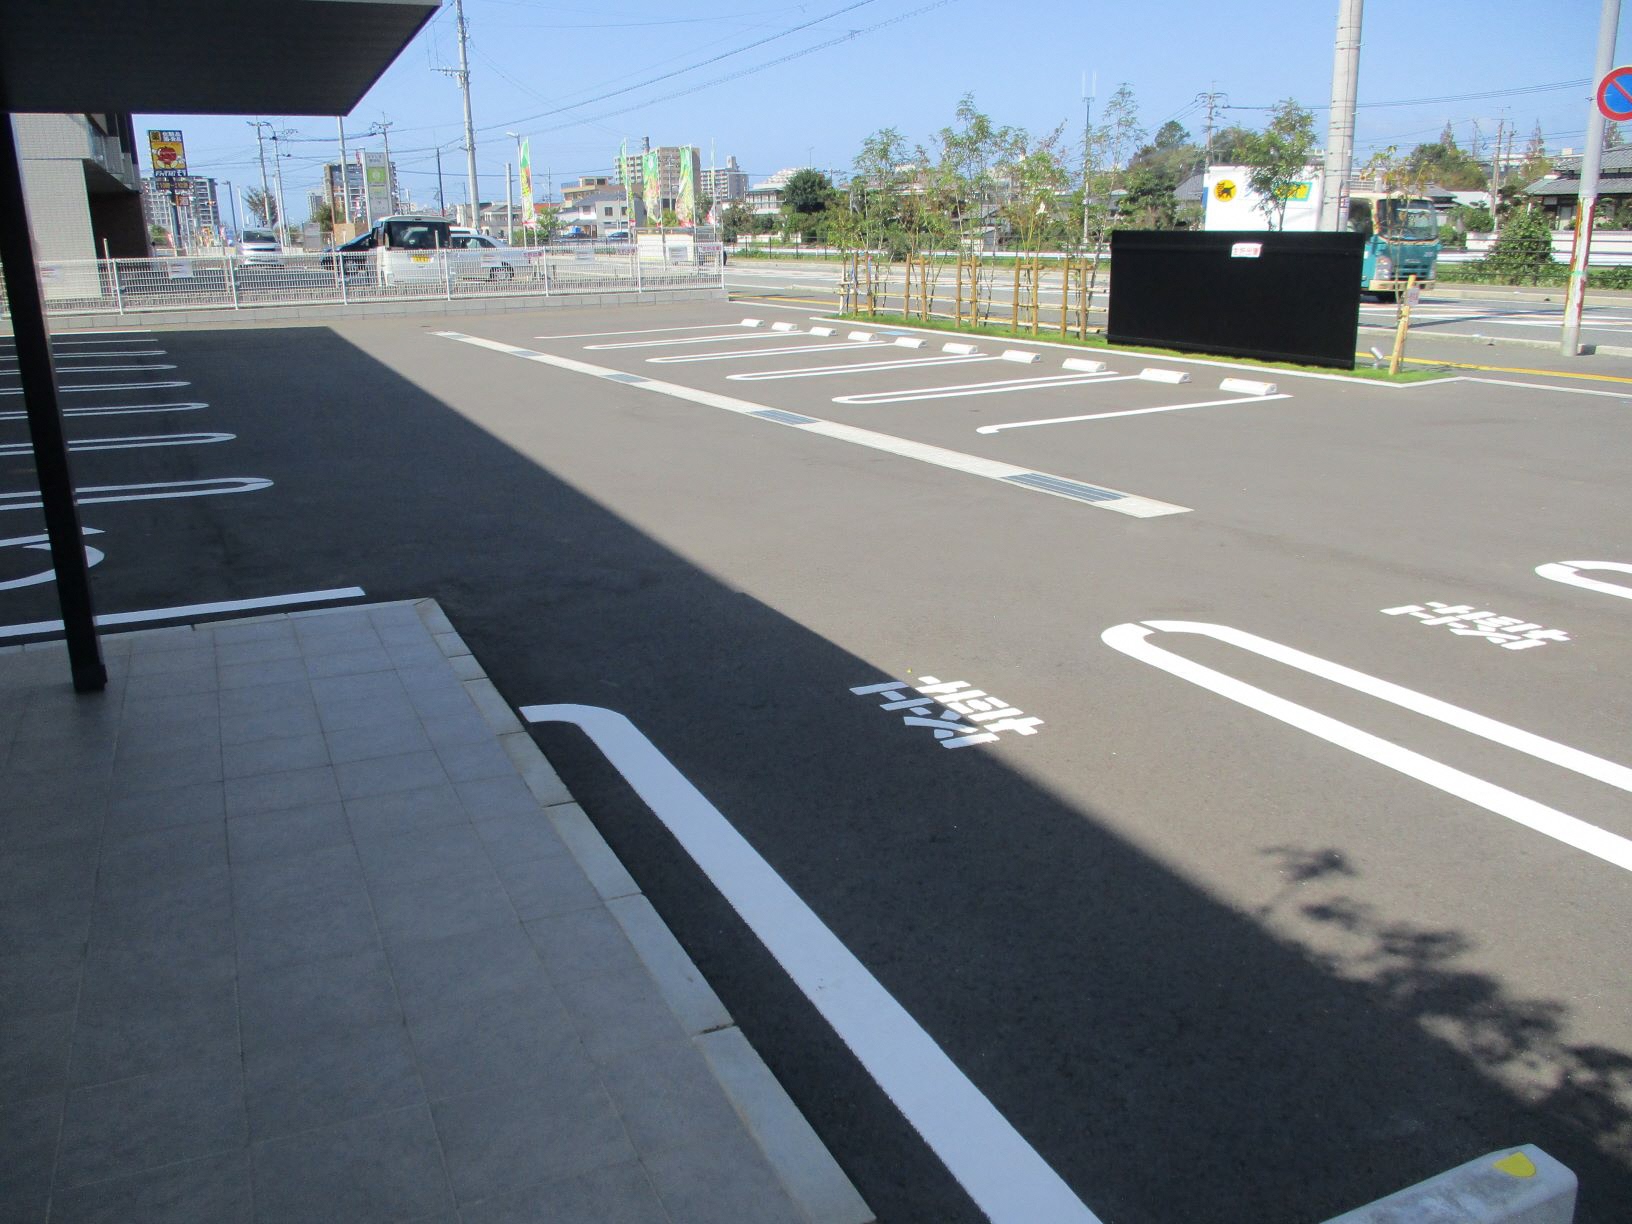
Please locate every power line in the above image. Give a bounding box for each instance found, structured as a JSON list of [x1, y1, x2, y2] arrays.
[[1226, 78, 1591, 113]]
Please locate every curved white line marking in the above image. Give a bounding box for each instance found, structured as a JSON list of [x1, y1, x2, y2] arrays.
[[1536, 561, 1632, 602], [1, 350, 168, 360], [0, 529, 104, 592], [0, 433, 233, 457], [0, 586, 366, 641], [520, 703, 1101, 1224], [1102, 621, 1632, 873], [0, 477, 271, 512]]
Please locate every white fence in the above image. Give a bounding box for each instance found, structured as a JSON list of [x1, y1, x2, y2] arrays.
[[2, 242, 724, 319], [1459, 229, 1632, 266]]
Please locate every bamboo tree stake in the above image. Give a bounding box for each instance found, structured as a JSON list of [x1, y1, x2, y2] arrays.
[[1388, 274, 1418, 375], [1059, 259, 1070, 338], [955, 250, 963, 323], [1031, 253, 1040, 336]]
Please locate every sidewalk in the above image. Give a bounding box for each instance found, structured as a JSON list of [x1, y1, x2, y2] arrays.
[[0, 599, 871, 1224]]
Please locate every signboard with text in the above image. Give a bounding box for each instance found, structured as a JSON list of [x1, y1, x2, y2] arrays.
[[362, 150, 392, 220], [147, 129, 187, 180]]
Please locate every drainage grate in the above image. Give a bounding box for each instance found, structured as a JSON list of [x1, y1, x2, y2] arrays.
[[1003, 472, 1125, 502], [602, 372, 648, 385], [751, 409, 818, 425]]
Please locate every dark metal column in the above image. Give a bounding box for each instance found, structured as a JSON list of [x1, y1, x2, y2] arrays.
[[0, 111, 107, 691]]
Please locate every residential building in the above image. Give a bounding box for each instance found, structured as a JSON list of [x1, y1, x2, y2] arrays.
[[559, 187, 631, 237], [14, 113, 147, 261], [562, 175, 613, 206], [614, 140, 702, 220], [323, 160, 368, 224], [746, 166, 802, 217], [143, 174, 221, 247], [700, 155, 748, 206], [1526, 147, 1632, 228]]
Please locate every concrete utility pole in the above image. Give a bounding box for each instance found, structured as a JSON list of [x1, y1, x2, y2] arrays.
[[1318, 0, 1364, 230], [269, 131, 291, 246], [453, 0, 480, 226], [336, 117, 350, 226], [435, 146, 446, 217], [1197, 88, 1226, 168], [376, 118, 396, 213], [1489, 119, 1506, 233], [1562, 0, 1622, 356], [248, 120, 272, 228]]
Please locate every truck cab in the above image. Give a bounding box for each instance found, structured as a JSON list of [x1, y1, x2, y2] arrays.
[[1347, 194, 1440, 299]]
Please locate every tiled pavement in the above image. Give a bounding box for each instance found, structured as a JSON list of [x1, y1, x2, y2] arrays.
[[0, 599, 871, 1224]]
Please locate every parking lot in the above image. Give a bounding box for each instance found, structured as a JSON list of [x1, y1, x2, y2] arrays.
[[5, 301, 1630, 1222]]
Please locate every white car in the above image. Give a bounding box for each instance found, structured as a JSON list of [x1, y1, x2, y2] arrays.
[[238, 228, 281, 266], [448, 228, 518, 280]]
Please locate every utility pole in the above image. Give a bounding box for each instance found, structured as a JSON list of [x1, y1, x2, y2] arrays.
[[1196, 88, 1226, 168], [270, 130, 291, 246], [1489, 118, 1506, 234], [248, 119, 272, 228], [1563, 0, 1622, 356], [377, 118, 396, 213], [336, 117, 350, 229], [435, 146, 446, 217], [1318, 0, 1364, 231], [439, 0, 481, 228], [223, 179, 238, 237]]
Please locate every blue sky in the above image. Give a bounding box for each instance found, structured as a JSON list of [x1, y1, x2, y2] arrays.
[[138, 0, 1624, 223]]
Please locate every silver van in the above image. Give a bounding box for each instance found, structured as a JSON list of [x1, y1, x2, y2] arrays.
[[239, 228, 281, 266]]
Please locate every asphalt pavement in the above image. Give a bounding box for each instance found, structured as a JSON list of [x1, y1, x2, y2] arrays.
[[3, 301, 1629, 1223]]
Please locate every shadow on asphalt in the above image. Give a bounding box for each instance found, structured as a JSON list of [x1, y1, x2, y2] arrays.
[[22, 324, 1630, 1224]]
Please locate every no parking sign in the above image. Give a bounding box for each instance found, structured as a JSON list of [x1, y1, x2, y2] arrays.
[[1597, 66, 1632, 122]]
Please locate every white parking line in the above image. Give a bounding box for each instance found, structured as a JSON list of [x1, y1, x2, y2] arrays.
[[586, 331, 805, 351], [977, 394, 1293, 434], [728, 354, 994, 381], [0, 381, 190, 396], [0, 477, 270, 512], [649, 340, 886, 364], [0, 587, 367, 641], [1536, 561, 1632, 601], [0, 350, 168, 360], [0, 402, 208, 422], [432, 331, 1189, 518], [0, 432, 233, 457], [0, 363, 177, 374], [535, 324, 749, 340], [835, 372, 1127, 405], [520, 703, 1102, 1224], [1103, 620, 1632, 873]]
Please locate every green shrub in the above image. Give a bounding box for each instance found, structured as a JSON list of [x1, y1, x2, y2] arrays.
[[1481, 207, 1556, 283]]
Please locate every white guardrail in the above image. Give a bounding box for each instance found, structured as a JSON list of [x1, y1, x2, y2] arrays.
[[2, 243, 724, 319]]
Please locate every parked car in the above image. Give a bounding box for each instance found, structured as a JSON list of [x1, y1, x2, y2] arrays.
[[448, 228, 518, 280], [322, 215, 453, 285], [238, 228, 281, 266], [603, 229, 631, 243]]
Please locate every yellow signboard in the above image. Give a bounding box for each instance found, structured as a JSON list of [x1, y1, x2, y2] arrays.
[[1274, 181, 1312, 201], [1214, 179, 1235, 202], [147, 129, 187, 180]]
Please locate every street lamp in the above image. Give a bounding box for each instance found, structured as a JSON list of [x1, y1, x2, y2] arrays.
[[506, 131, 524, 243]]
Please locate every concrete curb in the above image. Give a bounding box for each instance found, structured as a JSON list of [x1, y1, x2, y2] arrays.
[[412, 597, 874, 1224]]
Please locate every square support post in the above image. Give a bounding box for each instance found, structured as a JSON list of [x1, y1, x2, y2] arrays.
[[0, 110, 107, 692]]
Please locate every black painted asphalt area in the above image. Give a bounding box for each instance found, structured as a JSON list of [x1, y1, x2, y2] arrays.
[[5, 308, 1630, 1223]]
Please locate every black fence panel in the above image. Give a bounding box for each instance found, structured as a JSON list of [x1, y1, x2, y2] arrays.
[[1107, 230, 1364, 369]]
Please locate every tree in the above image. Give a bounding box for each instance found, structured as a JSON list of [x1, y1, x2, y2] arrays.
[[311, 200, 334, 233], [1239, 99, 1317, 229], [1208, 124, 1258, 165], [148, 223, 172, 248], [721, 202, 751, 243], [1525, 121, 1546, 161], [244, 188, 277, 227], [1403, 140, 1485, 190], [1439, 121, 1458, 149], [1607, 122, 1627, 152], [782, 169, 831, 215], [1482, 205, 1554, 283]]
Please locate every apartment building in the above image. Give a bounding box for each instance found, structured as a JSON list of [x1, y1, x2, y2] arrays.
[[699, 155, 748, 206], [13, 113, 147, 260]]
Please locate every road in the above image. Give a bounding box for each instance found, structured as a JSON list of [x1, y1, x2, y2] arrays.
[[3, 304, 1629, 1223]]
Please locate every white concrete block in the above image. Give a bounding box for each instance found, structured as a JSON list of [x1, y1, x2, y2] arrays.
[[847, 330, 875, 341], [1062, 357, 1108, 373], [740, 318, 764, 327], [1138, 367, 1191, 384], [1219, 377, 1278, 395], [810, 325, 837, 336], [1001, 349, 1041, 364], [771, 321, 798, 332], [893, 336, 926, 348], [942, 341, 979, 355], [1321, 1145, 1576, 1224]]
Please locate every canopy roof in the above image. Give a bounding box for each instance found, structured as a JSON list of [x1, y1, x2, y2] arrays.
[[1, 0, 438, 115]]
